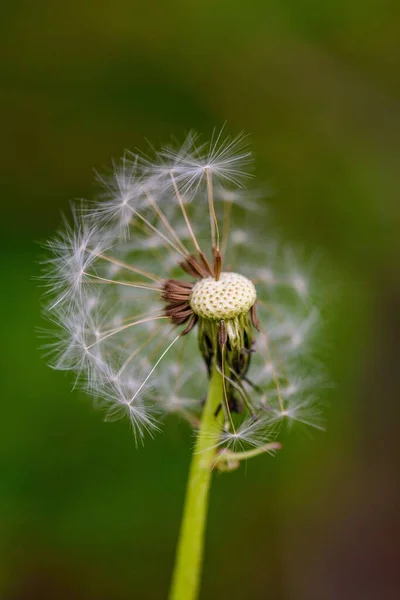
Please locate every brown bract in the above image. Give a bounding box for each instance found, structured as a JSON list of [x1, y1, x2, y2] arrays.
[[162, 278, 196, 331]]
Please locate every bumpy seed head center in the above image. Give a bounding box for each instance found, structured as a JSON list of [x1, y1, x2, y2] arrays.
[[190, 272, 256, 320]]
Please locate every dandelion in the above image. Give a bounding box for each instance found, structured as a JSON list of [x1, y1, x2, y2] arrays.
[[42, 129, 326, 600]]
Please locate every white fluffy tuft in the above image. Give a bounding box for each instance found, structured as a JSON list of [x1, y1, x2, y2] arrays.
[[41, 130, 327, 446]]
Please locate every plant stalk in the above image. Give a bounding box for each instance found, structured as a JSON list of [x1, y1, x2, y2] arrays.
[[169, 365, 224, 600]]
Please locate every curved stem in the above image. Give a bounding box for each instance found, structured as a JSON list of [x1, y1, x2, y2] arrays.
[[169, 365, 224, 600], [216, 442, 282, 465]]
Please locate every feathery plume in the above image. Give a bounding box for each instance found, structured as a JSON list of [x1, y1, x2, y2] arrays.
[[42, 129, 327, 453]]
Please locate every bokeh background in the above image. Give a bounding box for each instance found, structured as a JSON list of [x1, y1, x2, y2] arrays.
[[1, 1, 399, 598]]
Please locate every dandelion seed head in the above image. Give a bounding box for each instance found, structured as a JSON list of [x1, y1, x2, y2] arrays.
[[41, 128, 327, 455]]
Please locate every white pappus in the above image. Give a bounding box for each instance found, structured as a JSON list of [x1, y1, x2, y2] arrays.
[[41, 129, 327, 457]]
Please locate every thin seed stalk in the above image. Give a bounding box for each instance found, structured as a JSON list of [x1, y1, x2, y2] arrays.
[[169, 364, 224, 600]]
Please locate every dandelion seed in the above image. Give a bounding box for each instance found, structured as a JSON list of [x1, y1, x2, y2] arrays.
[[145, 129, 253, 198]]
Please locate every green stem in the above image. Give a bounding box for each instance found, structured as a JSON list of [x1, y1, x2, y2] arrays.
[[169, 365, 224, 600]]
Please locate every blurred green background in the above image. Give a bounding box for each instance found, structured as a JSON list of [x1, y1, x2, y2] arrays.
[[1, 1, 399, 598]]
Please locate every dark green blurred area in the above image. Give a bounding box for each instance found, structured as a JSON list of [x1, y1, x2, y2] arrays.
[[1, 1, 399, 599]]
